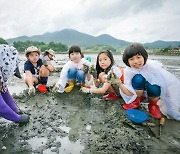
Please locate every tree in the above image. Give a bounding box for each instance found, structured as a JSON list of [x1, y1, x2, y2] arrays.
[[13, 40, 68, 52], [0, 37, 8, 44]]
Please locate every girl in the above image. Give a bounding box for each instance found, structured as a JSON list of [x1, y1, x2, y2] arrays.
[[53, 45, 93, 93], [0, 44, 29, 124], [121, 43, 180, 120], [81, 50, 133, 101]]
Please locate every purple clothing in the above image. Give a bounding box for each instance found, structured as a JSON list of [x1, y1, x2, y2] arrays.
[[0, 91, 20, 122]]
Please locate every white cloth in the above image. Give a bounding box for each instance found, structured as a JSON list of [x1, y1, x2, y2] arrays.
[[121, 59, 180, 120], [108, 65, 122, 77], [57, 59, 92, 93], [0, 44, 20, 92], [40, 55, 50, 61]]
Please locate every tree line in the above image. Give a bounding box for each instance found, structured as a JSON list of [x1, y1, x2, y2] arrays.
[[0, 37, 118, 53], [0, 37, 68, 53]]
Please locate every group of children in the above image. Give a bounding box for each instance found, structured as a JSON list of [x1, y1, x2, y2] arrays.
[[0, 43, 180, 125], [53, 44, 180, 121]]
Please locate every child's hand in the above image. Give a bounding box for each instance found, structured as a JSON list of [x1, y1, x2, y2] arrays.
[[107, 72, 122, 86], [28, 86, 35, 95], [83, 64, 89, 74], [52, 83, 60, 93], [42, 60, 48, 67], [80, 87, 91, 94], [89, 65, 97, 78]]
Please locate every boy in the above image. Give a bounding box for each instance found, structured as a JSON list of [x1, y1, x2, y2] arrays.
[[24, 46, 53, 95]]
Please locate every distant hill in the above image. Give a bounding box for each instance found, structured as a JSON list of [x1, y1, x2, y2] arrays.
[[144, 40, 180, 49], [6, 29, 130, 48], [6, 29, 180, 49]]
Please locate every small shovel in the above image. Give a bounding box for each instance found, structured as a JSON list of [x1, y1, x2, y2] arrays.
[[159, 117, 165, 138]]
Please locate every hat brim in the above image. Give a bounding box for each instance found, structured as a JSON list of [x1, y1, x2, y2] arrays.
[[25, 50, 40, 57]]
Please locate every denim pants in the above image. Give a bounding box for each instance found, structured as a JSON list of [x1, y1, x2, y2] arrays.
[[132, 74, 161, 97], [67, 67, 85, 84]]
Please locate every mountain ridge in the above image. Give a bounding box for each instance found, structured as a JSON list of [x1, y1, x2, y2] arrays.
[[6, 28, 180, 49]]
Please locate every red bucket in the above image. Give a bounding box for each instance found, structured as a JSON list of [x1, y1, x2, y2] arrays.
[[37, 84, 47, 93]]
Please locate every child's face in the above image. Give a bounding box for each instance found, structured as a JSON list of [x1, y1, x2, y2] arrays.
[[128, 54, 144, 69], [98, 53, 111, 70], [48, 54, 54, 60], [28, 51, 39, 63], [69, 52, 81, 63]]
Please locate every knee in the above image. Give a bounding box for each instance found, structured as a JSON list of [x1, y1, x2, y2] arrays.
[[67, 67, 77, 80], [99, 72, 106, 83], [132, 74, 146, 90], [146, 83, 161, 97], [40, 66, 50, 76], [77, 70, 85, 79], [68, 67, 77, 75]]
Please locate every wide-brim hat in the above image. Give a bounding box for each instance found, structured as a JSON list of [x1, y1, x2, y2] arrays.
[[45, 49, 55, 57], [25, 46, 40, 58]]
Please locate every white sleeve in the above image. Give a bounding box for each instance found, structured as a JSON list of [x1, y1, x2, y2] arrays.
[[85, 75, 94, 86], [112, 65, 122, 78], [119, 67, 137, 104], [120, 84, 137, 104], [57, 61, 71, 92]]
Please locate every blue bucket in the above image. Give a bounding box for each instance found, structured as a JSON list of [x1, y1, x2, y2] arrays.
[[126, 109, 148, 123]]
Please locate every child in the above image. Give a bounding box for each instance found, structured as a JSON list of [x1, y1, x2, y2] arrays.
[[40, 49, 56, 72], [53, 45, 93, 93], [121, 43, 180, 120], [0, 44, 29, 124], [81, 50, 133, 101], [41, 49, 55, 61], [24, 46, 53, 95]]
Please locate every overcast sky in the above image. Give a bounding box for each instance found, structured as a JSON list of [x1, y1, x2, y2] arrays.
[[0, 0, 180, 43]]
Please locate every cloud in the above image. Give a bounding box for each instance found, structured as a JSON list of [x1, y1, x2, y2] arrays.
[[0, 0, 180, 43]]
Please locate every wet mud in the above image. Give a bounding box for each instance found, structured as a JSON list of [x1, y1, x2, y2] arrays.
[[1, 84, 180, 154], [1, 55, 180, 154]]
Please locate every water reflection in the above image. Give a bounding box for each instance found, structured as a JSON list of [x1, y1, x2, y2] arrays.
[[56, 136, 84, 154], [27, 136, 47, 150]]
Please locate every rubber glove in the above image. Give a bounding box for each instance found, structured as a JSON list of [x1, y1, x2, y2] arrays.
[[80, 87, 91, 94], [28, 86, 35, 95], [83, 64, 89, 74], [107, 71, 122, 86], [89, 65, 97, 78]]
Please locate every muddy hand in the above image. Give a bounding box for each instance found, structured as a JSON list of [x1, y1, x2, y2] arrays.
[[89, 65, 97, 78], [52, 83, 60, 93], [107, 72, 122, 86], [83, 64, 90, 74], [28, 86, 35, 95], [80, 87, 91, 94], [42, 60, 48, 67]]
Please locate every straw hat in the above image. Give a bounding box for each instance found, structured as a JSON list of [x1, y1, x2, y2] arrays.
[[45, 49, 55, 57], [25, 46, 40, 58]]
